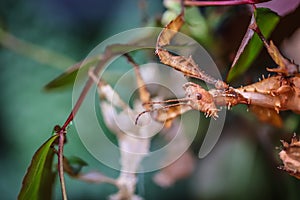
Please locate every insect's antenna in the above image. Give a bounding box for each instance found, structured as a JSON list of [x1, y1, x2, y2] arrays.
[[143, 98, 191, 106], [135, 102, 188, 125], [135, 110, 151, 125]]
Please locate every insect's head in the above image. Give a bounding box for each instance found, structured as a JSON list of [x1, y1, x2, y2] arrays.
[[183, 82, 218, 118]]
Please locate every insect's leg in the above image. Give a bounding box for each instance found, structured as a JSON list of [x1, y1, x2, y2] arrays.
[[154, 103, 192, 128], [123, 54, 151, 110], [156, 12, 228, 89], [250, 21, 299, 76], [135, 103, 192, 125], [156, 13, 184, 48]]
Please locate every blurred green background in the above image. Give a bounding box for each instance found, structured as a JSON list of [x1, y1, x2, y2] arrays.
[[1, 0, 300, 199]]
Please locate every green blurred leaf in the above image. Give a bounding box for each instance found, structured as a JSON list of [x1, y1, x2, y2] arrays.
[[226, 8, 280, 82], [0, 28, 74, 70], [18, 135, 59, 200], [184, 6, 212, 47], [44, 43, 155, 91], [44, 56, 101, 90]]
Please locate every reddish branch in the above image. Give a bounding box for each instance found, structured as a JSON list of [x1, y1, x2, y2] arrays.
[[56, 49, 115, 200], [184, 0, 269, 7]]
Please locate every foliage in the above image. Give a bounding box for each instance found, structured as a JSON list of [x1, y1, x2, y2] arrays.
[[18, 135, 59, 200], [227, 8, 280, 81], [0, 0, 299, 199]]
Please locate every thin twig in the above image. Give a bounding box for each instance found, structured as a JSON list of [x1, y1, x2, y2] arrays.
[[60, 53, 111, 131], [56, 49, 113, 199], [58, 130, 67, 200]]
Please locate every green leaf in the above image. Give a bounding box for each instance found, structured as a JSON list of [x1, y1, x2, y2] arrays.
[[184, 6, 211, 47], [44, 56, 101, 90], [18, 135, 59, 200], [226, 8, 280, 82], [44, 41, 157, 90]]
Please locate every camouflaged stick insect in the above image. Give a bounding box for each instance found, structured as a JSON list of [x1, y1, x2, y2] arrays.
[[209, 19, 300, 127], [123, 54, 193, 128], [125, 54, 197, 186], [229, 21, 300, 126], [138, 11, 300, 127], [135, 12, 223, 124], [208, 21, 300, 126], [88, 52, 195, 131]]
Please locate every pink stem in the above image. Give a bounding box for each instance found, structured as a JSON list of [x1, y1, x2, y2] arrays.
[[61, 54, 111, 131], [57, 51, 111, 199], [184, 0, 256, 6], [61, 78, 94, 131]]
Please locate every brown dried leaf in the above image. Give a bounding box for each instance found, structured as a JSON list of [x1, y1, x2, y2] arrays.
[[157, 13, 184, 47], [279, 134, 300, 179]]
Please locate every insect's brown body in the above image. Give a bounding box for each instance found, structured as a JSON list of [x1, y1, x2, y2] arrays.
[[235, 75, 300, 114], [209, 74, 300, 114], [150, 10, 300, 180], [140, 11, 300, 126]]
